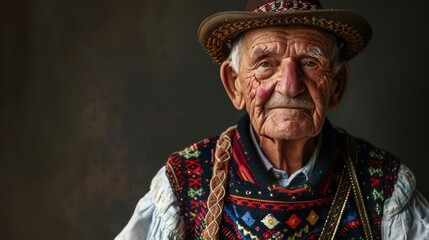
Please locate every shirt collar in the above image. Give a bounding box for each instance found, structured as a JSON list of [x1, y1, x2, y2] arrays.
[[249, 123, 322, 182]]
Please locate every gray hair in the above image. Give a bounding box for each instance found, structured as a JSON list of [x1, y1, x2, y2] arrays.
[[227, 35, 244, 73]]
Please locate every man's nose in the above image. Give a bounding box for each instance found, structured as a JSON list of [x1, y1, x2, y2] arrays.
[[274, 59, 305, 97]]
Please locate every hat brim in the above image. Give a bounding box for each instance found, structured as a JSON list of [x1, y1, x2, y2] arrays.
[[198, 9, 372, 64]]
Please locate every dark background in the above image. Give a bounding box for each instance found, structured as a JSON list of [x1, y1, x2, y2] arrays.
[[1, 0, 428, 239]]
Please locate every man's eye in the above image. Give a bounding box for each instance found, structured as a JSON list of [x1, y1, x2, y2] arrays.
[[303, 61, 317, 67], [258, 61, 272, 68]]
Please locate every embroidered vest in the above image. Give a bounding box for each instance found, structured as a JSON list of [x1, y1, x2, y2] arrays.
[[166, 116, 400, 239]]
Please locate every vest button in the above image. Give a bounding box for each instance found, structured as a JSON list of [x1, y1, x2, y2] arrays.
[[273, 172, 282, 179]]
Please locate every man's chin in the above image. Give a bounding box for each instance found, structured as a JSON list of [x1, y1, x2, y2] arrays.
[[260, 126, 307, 140]]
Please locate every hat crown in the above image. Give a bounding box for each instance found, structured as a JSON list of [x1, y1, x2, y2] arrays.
[[246, 0, 322, 13]]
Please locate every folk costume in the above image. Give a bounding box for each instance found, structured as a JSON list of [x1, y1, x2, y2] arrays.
[[115, 0, 429, 239], [115, 115, 429, 239]]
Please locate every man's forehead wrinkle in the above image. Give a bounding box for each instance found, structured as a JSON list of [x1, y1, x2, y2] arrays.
[[249, 41, 287, 60], [246, 30, 285, 50], [251, 46, 277, 58], [249, 43, 328, 62], [245, 33, 331, 59]]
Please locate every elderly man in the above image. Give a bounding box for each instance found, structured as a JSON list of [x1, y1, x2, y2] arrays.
[[116, 0, 429, 239]]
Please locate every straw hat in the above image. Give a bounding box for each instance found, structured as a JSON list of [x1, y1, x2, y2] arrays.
[[198, 0, 372, 64]]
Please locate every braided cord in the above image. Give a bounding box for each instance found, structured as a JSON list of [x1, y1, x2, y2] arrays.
[[203, 125, 237, 240]]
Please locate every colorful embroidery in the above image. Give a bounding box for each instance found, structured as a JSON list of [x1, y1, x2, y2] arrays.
[[236, 221, 259, 239], [188, 187, 203, 198], [372, 188, 384, 201], [286, 214, 301, 229], [183, 149, 201, 159], [261, 214, 279, 229], [306, 210, 319, 225], [227, 195, 332, 211], [262, 229, 285, 239], [270, 231, 284, 240], [368, 167, 384, 176], [375, 203, 382, 215], [242, 211, 256, 227], [287, 225, 310, 239], [369, 149, 386, 160]]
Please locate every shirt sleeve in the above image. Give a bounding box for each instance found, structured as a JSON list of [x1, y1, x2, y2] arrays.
[[382, 163, 429, 239], [114, 166, 185, 240]]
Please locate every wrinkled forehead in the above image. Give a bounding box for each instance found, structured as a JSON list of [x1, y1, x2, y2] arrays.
[[242, 25, 337, 53]]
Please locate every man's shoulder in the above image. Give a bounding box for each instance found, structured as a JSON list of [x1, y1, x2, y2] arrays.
[[164, 135, 221, 205], [353, 135, 400, 164], [334, 127, 401, 163]]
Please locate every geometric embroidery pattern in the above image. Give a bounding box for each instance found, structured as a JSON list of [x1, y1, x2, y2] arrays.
[[372, 188, 384, 201], [306, 210, 319, 226], [242, 211, 256, 227], [368, 167, 383, 177], [188, 187, 203, 198], [368, 149, 385, 160], [375, 203, 382, 215], [286, 214, 301, 229], [289, 225, 310, 239], [261, 214, 279, 229], [236, 221, 259, 240], [182, 149, 201, 159], [271, 231, 284, 239], [262, 229, 284, 239], [227, 195, 332, 211]]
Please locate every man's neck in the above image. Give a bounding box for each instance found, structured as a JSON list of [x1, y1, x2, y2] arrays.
[[256, 135, 318, 176]]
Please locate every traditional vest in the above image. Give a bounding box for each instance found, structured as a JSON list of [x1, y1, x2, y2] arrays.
[[166, 115, 400, 239]]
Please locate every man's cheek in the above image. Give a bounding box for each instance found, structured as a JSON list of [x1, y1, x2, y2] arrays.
[[255, 87, 270, 101], [245, 78, 258, 100], [254, 83, 276, 106]]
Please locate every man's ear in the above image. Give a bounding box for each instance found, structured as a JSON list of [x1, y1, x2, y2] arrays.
[[329, 62, 349, 108], [220, 60, 245, 110]]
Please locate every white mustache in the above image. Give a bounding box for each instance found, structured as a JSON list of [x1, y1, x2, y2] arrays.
[[265, 94, 314, 111]]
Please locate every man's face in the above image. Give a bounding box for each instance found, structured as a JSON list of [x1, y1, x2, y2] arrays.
[[234, 26, 345, 140]]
